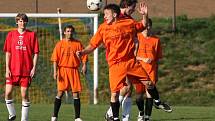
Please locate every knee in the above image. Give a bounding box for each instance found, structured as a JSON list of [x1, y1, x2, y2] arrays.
[[57, 91, 64, 98], [72, 92, 80, 99], [111, 92, 119, 102]]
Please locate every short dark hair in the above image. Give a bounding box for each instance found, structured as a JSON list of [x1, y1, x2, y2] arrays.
[[119, 0, 138, 8], [63, 25, 75, 32], [148, 18, 152, 27], [15, 13, 28, 22], [104, 4, 121, 17]]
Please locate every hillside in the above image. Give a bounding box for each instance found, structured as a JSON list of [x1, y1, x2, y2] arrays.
[[0, 0, 215, 18]]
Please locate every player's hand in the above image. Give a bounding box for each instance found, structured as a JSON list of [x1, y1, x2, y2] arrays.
[[136, 57, 152, 63], [143, 58, 152, 63], [81, 64, 87, 76], [5, 68, 11, 78], [53, 72, 58, 80], [137, 2, 148, 15], [30, 67, 36, 78], [76, 51, 82, 61]]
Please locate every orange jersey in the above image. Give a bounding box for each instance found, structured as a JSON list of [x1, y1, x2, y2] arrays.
[[51, 39, 87, 67], [137, 33, 162, 83], [90, 18, 140, 66]]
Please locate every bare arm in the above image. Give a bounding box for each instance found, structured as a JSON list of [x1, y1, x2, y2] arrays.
[[138, 2, 148, 27], [53, 62, 58, 80], [134, 37, 139, 57], [30, 54, 38, 78], [5, 52, 11, 78], [76, 44, 95, 59]]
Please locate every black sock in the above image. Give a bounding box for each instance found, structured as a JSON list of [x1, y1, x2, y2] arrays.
[[136, 98, 144, 116], [74, 98, 81, 119], [145, 98, 153, 117], [110, 101, 120, 118], [147, 86, 160, 101], [53, 97, 61, 117]]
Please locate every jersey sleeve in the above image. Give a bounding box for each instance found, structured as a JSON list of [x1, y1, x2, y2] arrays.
[[51, 42, 60, 62], [33, 32, 40, 54], [135, 21, 146, 33], [89, 25, 103, 48], [3, 32, 12, 53], [156, 38, 163, 61]]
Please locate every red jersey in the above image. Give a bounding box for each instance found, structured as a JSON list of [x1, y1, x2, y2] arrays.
[[3, 29, 39, 76]]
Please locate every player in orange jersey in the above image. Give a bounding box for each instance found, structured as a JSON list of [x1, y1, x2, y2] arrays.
[[134, 18, 172, 121], [51, 25, 87, 121], [105, 0, 149, 120], [76, 4, 151, 121]]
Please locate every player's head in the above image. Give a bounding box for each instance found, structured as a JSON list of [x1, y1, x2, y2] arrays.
[[119, 0, 138, 15], [103, 4, 121, 24], [63, 25, 75, 39], [15, 13, 28, 29]]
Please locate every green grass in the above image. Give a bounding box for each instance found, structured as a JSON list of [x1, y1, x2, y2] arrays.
[[0, 103, 215, 121]]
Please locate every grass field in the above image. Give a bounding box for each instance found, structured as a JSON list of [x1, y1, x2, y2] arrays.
[[0, 103, 215, 121]]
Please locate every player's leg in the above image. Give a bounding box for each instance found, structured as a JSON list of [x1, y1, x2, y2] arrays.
[[144, 88, 153, 121], [52, 91, 64, 121], [147, 86, 172, 113], [121, 82, 132, 121], [73, 92, 82, 121], [20, 76, 32, 121], [110, 92, 120, 121], [105, 82, 132, 121], [135, 84, 145, 121], [20, 85, 30, 121], [5, 82, 16, 121]]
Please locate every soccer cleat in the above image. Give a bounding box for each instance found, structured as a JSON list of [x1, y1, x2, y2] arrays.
[[144, 115, 151, 121], [137, 112, 144, 121], [51, 116, 57, 121], [104, 113, 113, 121], [75, 118, 83, 121], [8, 115, 16, 121], [144, 118, 150, 121], [122, 115, 129, 121], [154, 101, 172, 113]]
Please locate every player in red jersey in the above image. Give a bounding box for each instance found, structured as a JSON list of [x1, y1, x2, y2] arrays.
[[3, 13, 39, 121]]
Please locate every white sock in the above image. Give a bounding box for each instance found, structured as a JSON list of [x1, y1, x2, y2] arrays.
[[5, 99, 16, 117], [119, 95, 124, 103], [21, 101, 30, 121], [122, 97, 132, 119], [107, 106, 113, 117]]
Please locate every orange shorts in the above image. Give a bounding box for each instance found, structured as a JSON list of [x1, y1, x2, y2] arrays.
[[6, 76, 32, 87], [133, 61, 158, 94], [139, 61, 158, 85], [109, 59, 149, 93], [57, 67, 82, 92]]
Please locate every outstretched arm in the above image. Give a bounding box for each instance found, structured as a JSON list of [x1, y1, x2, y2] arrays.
[[76, 44, 95, 59]]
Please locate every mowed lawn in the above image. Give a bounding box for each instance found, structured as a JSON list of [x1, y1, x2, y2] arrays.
[[0, 103, 215, 121]]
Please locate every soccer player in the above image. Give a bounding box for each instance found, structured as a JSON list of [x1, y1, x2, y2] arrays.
[[105, 1, 172, 121], [51, 25, 87, 121], [76, 4, 151, 121], [134, 18, 173, 121], [3, 13, 39, 121], [105, 0, 148, 121]]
